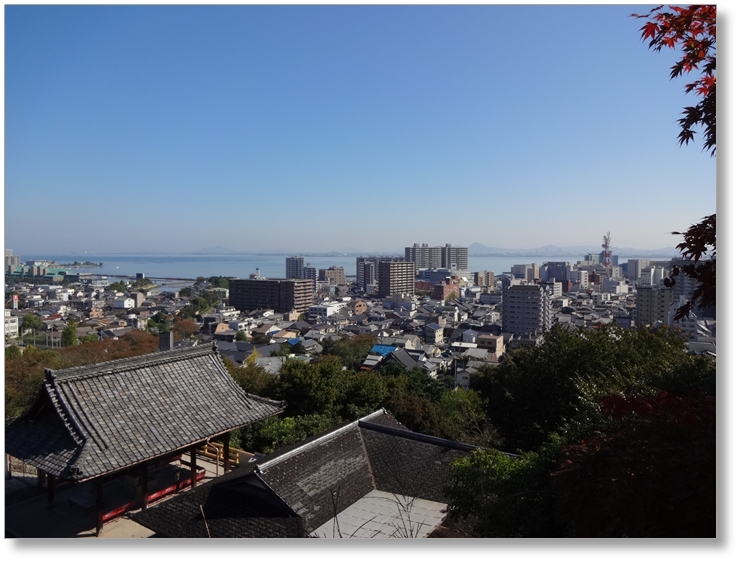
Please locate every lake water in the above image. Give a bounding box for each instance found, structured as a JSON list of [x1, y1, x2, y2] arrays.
[[21, 253, 675, 282]]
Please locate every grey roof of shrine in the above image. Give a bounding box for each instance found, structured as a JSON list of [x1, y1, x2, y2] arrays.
[[133, 465, 307, 538], [133, 409, 480, 538], [5, 345, 283, 482]]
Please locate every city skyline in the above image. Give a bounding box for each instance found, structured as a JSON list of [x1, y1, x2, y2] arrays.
[[3, 3, 717, 255]]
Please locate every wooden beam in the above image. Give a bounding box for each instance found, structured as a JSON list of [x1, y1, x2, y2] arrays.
[[223, 433, 231, 474], [96, 479, 104, 536], [47, 474, 55, 505], [140, 463, 149, 510], [190, 447, 197, 490]]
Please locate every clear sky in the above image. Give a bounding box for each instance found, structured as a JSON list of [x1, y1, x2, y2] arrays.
[[2, 3, 718, 254]]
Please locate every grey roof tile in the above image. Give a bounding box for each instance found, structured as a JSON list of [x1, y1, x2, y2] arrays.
[[132, 409, 482, 538], [6, 345, 283, 482]]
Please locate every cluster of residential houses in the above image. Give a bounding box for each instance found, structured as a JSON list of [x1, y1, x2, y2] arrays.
[[5, 250, 716, 391], [2, 248, 717, 539]]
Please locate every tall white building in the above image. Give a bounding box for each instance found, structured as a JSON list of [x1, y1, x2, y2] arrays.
[[640, 266, 666, 287], [502, 284, 552, 336], [627, 259, 652, 281], [511, 263, 538, 281], [636, 285, 674, 326], [569, 269, 589, 288]]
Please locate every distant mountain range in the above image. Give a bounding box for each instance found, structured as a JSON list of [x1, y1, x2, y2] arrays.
[[189, 243, 678, 258], [467, 243, 678, 258]]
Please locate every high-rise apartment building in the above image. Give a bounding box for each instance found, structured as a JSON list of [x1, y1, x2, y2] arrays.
[[378, 261, 415, 297], [511, 263, 538, 281], [568, 269, 589, 287], [357, 261, 375, 292], [5, 249, 20, 268], [319, 266, 346, 285], [404, 243, 468, 271], [502, 284, 552, 336], [627, 259, 651, 281], [405, 244, 443, 269], [441, 243, 468, 270], [473, 270, 496, 287], [541, 262, 571, 282], [302, 265, 317, 282], [635, 285, 674, 327], [285, 256, 305, 279], [229, 278, 313, 313], [640, 266, 666, 287], [356, 256, 404, 291]]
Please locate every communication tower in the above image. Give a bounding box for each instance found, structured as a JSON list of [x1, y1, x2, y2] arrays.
[[602, 232, 612, 269]]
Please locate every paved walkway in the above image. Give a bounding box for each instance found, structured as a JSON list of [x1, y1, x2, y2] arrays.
[[5, 455, 227, 539]]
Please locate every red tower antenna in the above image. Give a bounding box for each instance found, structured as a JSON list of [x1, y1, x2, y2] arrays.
[[602, 232, 612, 269]]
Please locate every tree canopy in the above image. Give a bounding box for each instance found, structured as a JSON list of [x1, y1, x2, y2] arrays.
[[633, 5, 716, 320], [61, 319, 78, 347]]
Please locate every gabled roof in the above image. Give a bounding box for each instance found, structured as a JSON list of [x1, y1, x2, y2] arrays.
[[5, 345, 283, 482], [133, 465, 307, 538], [387, 348, 420, 371], [134, 410, 478, 538]]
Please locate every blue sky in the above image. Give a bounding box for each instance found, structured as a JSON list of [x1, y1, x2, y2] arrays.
[[3, 3, 718, 254]]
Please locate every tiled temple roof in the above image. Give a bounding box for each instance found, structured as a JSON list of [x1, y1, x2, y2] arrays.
[[6, 345, 283, 482]]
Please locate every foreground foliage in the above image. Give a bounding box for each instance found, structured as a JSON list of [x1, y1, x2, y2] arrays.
[[447, 323, 715, 537], [634, 5, 716, 320]]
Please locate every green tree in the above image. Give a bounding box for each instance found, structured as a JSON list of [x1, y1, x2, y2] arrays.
[[270, 343, 292, 357], [5, 344, 22, 361], [446, 443, 565, 538], [251, 333, 272, 345], [235, 330, 248, 342], [61, 319, 78, 347], [340, 371, 389, 420], [5, 345, 63, 418], [551, 391, 715, 538], [21, 313, 44, 333], [208, 276, 231, 289], [470, 324, 691, 451], [222, 355, 274, 397], [201, 291, 222, 307], [191, 296, 208, 312], [438, 388, 496, 447], [272, 357, 348, 418], [106, 281, 128, 292], [321, 334, 377, 370], [236, 413, 338, 455]]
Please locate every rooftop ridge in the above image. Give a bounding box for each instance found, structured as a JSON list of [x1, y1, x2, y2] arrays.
[[357, 420, 481, 453], [256, 409, 388, 472], [47, 344, 215, 382], [44, 378, 86, 447]]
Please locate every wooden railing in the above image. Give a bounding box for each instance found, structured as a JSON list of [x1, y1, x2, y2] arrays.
[[196, 442, 253, 468]]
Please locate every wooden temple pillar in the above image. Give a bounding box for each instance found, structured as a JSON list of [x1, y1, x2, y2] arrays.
[[95, 479, 104, 536], [222, 433, 231, 474], [139, 463, 149, 510], [46, 474, 55, 505], [190, 447, 197, 490]]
